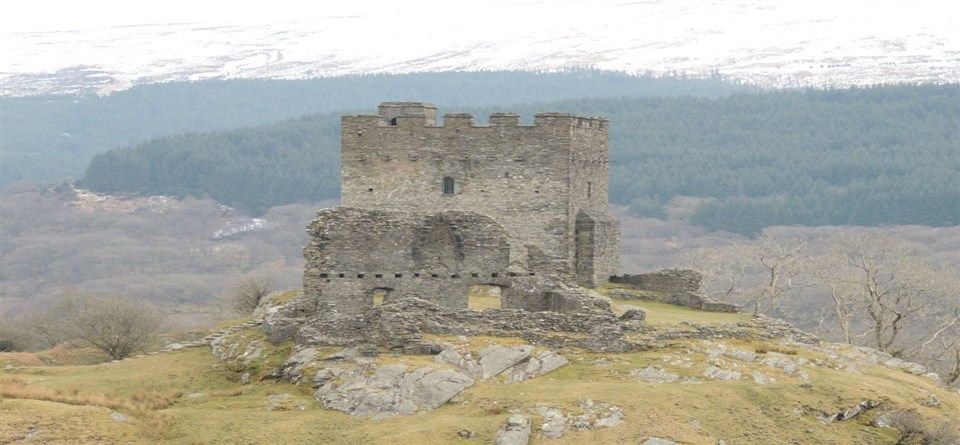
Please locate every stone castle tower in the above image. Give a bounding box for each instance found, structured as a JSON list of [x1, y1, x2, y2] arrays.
[[303, 102, 620, 315]]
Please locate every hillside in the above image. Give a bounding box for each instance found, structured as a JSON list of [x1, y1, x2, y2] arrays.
[[1, 299, 957, 444], [0, 71, 747, 186], [2, 0, 957, 96], [81, 84, 960, 233]]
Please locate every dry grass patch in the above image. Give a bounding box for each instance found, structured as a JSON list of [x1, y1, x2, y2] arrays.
[[0, 376, 181, 412], [0, 351, 43, 367]]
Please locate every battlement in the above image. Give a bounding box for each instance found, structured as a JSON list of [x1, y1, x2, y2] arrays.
[[342, 102, 608, 130]]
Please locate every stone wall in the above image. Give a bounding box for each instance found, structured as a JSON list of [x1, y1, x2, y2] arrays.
[[272, 296, 644, 353], [610, 269, 702, 294], [304, 206, 560, 315], [609, 269, 740, 313]]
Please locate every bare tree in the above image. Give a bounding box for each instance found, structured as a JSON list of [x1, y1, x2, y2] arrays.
[[746, 234, 812, 315], [683, 244, 750, 303], [820, 233, 959, 356], [61, 295, 165, 360], [230, 276, 275, 314], [813, 253, 861, 344], [684, 234, 811, 314]]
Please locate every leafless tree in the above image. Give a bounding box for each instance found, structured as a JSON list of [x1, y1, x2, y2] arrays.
[[230, 276, 275, 314], [818, 233, 960, 357], [684, 234, 811, 314], [60, 295, 165, 360], [745, 234, 812, 315]]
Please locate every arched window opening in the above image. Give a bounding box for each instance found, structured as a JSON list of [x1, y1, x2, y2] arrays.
[[443, 177, 455, 195]]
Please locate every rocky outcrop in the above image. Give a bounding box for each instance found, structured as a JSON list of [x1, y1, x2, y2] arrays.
[[433, 343, 570, 383], [534, 400, 624, 439], [319, 364, 474, 417]]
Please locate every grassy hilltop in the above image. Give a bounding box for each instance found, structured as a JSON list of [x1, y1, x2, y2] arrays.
[[1, 300, 958, 445]]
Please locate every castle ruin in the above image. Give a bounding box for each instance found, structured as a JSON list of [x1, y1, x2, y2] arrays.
[[302, 102, 621, 315]]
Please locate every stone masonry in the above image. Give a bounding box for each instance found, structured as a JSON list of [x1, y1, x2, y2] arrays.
[[302, 102, 620, 315]]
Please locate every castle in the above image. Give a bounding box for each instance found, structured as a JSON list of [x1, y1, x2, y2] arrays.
[[302, 102, 620, 315]]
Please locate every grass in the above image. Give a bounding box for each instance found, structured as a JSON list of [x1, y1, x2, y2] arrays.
[[612, 299, 752, 325], [1, 300, 957, 444]]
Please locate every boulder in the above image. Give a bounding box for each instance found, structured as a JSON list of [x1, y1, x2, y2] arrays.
[[479, 345, 533, 379], [495, 415, 531, 445]]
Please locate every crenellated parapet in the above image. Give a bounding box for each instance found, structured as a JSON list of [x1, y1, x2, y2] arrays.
[[341, 102, 608, 133]]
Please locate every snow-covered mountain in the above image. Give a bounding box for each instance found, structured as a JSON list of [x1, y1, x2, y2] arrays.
[[2, 0, 957, 96]]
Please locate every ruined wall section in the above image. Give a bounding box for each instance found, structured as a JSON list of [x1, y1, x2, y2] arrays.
[[340, 111, 586, 280], [303, 207, 557, 315]]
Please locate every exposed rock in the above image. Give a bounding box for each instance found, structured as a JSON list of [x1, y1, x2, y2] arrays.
[[479, 345, 534, 379], [751, 370, 771, 385], [457, 429, 476, 439], [916, 394, 940, 408], [836, 400, 882, 421], [507, 350, 570, 382], [873, 411, 893, 428], [641, 438, 678, 445], [761, 355, 807, 375], [883, 358, 904, 368], [537, 406, 566, 439], [109, 412, 128, 422], [923, 372, 942, 384], [534, 400, 624, 438], [325, 347, 359, 362], [320, 364, 474, 417], [240, 372, 251, 385], [281, 347, 317, 384], [631, 365, 679, 383], [726, 349, 758, 362], [703, 366, 741, 380], [495, 415, 531, 445]]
